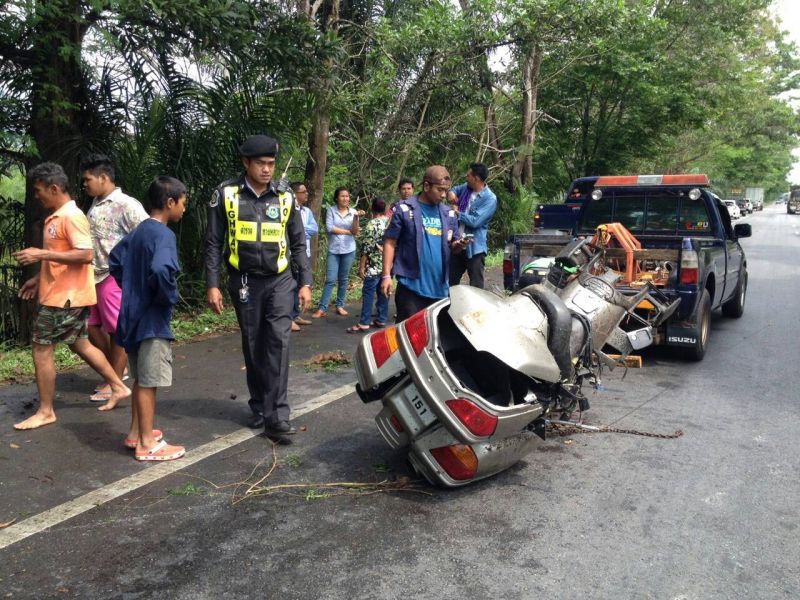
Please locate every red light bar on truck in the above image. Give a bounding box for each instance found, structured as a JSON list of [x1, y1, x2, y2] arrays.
[[595, 174, 709, 187]]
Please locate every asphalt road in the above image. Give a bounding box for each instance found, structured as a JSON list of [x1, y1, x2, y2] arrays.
[[1, 204, 799, 599]]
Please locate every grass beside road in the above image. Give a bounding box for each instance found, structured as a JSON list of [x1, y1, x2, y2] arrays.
[[0, 308, 241, 385]]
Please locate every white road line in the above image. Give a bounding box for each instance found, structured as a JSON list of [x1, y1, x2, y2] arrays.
[[0, 382, 356, 550]]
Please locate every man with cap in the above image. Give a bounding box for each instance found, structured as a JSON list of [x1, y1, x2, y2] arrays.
[[205, 135, 312, 437]]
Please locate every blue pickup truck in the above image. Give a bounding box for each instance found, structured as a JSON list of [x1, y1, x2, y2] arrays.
[[504, 174, 751, 360], [533, 176, 597, 230]]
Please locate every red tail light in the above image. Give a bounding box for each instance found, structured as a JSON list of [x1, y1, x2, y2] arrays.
[[430, 445, 478, 480], [679, 237, 699, 285], [389, 414, 404, 433], [679, 268, 698, 285], [502, 259, 513, 275], [404, 310, 429, 356], [446, 398, 498, 436], [370, 326, 399, 368]]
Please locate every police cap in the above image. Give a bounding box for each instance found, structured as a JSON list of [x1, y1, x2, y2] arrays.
[[238, 135, 279, 158]]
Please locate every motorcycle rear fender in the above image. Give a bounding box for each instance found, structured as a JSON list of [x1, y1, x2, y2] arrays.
[[408, 424, 541, 488], [354, 330, 406, 394], [398, 301, 545, 445]]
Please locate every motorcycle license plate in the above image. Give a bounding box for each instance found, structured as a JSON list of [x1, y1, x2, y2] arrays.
[[403, 384, 436, 427]]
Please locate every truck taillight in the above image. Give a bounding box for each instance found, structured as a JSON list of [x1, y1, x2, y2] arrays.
[[679, 237, 699, 285], [503, 243, 514, 275], [430, 444, 478, 481], [446, 398, 498, 437], [370, 326, 399, 368], [404, 310, 429, 356]]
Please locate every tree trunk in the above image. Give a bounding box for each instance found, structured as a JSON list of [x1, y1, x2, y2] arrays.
[[458, 0, 506, 178], [304, 101, 330, 273], [510, 44, 543, 190], [300, 0, 340, 275], [20, 0, 93, 343]]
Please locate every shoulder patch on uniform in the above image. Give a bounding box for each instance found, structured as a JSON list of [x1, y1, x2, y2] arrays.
[[209, 190, 220, 208], [399, 204, 410, 213]]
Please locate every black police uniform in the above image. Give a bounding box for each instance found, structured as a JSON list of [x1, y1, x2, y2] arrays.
[[205, 136, 311, 430]]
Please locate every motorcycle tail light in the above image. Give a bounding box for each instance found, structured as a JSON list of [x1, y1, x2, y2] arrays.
[[431, 444, 478, 481], [370, 326, 399, 368], [446, 398, 498, 437], [404, 310, 429, 356], [389, 414, 404, 433]]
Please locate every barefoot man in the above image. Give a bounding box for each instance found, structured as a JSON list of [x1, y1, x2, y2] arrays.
[[13, 162, 131, 430]]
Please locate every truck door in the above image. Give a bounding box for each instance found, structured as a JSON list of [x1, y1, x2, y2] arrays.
[[715, 198, 742, 302], [681, 194, 726, 306]]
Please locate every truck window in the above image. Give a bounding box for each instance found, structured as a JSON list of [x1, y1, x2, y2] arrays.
[[583, 197, 613, 230], [645, 193, 679, 232], [680, 198, 712, 234], [615, 195, 646, 232], [714, 198, 734, 238]]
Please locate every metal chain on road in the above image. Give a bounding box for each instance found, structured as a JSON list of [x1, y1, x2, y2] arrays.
[[548, 422, 684, 439]]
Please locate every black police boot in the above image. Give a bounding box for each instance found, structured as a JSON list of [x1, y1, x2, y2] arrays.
[[265, 420, 297, 436], [247, 413, 265, 429]]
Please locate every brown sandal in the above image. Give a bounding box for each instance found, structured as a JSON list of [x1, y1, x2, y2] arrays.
[[347, 324, 370, 333], [336, 307, 349, 316]]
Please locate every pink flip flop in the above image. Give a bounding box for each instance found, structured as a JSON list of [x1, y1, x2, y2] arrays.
[[135, 440, 185, 462], [124, 429, 163, 449]]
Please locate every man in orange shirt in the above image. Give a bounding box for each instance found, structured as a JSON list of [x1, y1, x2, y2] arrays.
[[13, 163, 131, 430]]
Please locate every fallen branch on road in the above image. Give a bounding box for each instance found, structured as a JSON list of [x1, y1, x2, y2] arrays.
[[178, 440, 429, 505]]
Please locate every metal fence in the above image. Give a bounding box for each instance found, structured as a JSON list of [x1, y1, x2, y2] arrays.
[[0, 198, 24, 344]]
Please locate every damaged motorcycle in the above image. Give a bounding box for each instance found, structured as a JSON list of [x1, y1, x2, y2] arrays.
[[354, 235, 680, 487]]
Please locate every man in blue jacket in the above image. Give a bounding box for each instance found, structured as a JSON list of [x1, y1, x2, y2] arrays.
[[448, 162, 497, 289], [380, 165, 470, 322]]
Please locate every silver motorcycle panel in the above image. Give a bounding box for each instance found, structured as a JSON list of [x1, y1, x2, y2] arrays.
[[447, 285, 561, 383]]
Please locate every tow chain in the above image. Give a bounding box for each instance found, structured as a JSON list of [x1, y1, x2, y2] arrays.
[[548, 422, 683, 439]]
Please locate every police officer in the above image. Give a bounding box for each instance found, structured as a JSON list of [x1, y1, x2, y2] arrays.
[[205, 135, 312, 436]]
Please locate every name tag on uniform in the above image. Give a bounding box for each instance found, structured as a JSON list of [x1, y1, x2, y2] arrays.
[[261, 222, 282, 242], [237, 221, 258, 241]]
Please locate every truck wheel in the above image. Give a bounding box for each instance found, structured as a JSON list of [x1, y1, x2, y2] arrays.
[[686, 290, 711, 361], [721, 270, 747, 318]]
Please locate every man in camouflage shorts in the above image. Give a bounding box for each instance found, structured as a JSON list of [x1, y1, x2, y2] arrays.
[[13, 163, 131, 430]]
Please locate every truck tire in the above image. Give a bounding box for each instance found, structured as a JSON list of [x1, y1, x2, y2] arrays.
[[721, 270, 747, 318], [686, 289, 711, 361]]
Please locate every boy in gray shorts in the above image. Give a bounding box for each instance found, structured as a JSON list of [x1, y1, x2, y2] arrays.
[[109, 176, 187, 461]]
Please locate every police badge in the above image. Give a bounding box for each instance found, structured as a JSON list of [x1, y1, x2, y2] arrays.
[[266, 205, 280, 220]]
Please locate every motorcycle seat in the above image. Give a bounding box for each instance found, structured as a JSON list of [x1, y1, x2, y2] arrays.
[[519, 284, 574, 381]]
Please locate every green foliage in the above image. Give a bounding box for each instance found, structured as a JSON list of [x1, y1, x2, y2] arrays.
[[0, 308, 241, 384], [0, 0, 797, 332], [167, 483, 207, 496], [488, 186, 537, 249]]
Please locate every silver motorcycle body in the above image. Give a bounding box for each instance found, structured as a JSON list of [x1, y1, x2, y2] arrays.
[[355, 249, 678, 487]]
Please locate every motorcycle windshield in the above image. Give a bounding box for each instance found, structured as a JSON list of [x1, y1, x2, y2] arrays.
[[447, 286, 561, 383]]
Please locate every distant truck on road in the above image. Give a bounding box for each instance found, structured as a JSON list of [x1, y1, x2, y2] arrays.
[[788, 186, 800, 214], [745, 187, 764, 211]]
